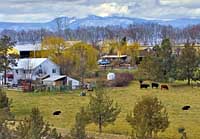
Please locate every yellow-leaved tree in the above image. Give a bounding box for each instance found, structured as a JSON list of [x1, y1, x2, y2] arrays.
[[100, 39, 127, 56], [68, 42, 98, 86], [100, 40, 118, 55], [127, 42, 140, 66], [41, 36, 72, 74]]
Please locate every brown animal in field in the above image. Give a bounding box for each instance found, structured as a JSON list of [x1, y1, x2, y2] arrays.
[[161, 85, 169, 90]]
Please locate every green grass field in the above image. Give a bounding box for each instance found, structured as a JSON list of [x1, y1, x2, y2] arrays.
[[7, 81, 200, 139]]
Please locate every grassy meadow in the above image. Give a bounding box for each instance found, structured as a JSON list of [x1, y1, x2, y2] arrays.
[[7, 81, 200, 139]]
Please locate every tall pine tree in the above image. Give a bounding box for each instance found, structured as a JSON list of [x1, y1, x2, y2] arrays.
[[87, 88, 121, 133], [177, 43, 200, 85], [0, 35, 16, 85], [16, 107, 60, 139]]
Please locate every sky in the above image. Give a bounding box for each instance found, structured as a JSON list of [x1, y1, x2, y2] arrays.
[[0, 0, 200, 22]]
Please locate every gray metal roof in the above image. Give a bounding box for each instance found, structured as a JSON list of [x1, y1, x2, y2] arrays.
[[15, 44, 41, 52], [13, 58, 47, 70], [43, 75, 67, 82]]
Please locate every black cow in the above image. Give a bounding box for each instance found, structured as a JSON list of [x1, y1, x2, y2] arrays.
[[53, 111, 61, 115], [139, 80, 143, 84], [140, 84, 150, 89], [152, 82, 159, 89], [182, 106, 191, 110]]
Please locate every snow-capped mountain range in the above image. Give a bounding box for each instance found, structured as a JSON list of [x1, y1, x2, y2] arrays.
[[0, 15, 200, 31]]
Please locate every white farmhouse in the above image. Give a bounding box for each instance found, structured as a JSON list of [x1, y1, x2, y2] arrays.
[[12, 58, 60, 85]]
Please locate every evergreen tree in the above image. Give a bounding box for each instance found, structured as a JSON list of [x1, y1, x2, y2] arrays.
[[136, 55, 164, 81], [177, 43, 200, 85], [155, 38, 175, 80], [87, 88, 121, 133], [70, 107, 90, 139], [0, 88, 13, 139], [127, 96, 169, 139], [138, 38, 176, 82], [47, 128, 62, 139], [16, 107, 59, 139], [0, 35, 16, 85]]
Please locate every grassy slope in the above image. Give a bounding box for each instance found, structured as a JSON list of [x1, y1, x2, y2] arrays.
[[7, 81, 200, 139]]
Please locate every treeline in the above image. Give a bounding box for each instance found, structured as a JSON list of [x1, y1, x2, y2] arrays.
[[0, 23, 200, 45], [136, 39, 200, 85]]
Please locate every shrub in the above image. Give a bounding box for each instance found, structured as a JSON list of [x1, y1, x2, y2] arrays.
[[70, 107, 90, 139], [87, 88, 121, 133], [113, 73, 134, 87], [16, 107, 61, 139], [126, 96, 169, 139], [0, 88, 14, 139], [96, 78, 109, 88]]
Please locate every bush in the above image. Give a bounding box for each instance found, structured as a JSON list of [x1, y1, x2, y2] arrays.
[[112, 73, 134, 87], [70, 107, 90, 139], [16, 107, 61, 139], [126, 96, 169, 139], [96, 78, 109, 88], [0, 88, 14, 139]]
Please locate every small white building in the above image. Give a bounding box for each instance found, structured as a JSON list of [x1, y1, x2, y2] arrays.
[[67, 76, 80, 89], [43, 75, 80, 90], [107, 72, 116, 81], [11, 58, 60, 85]]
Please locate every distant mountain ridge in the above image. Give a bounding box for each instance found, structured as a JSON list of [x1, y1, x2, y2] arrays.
[[0, 15, 200, 31]]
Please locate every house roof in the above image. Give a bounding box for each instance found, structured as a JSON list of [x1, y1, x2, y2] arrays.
[[14, 41, 81, 52], [15, 44, 41, 52], [43, 75, 67, 82], [102, 55, 127, 58], [13, 58, 47, 70]]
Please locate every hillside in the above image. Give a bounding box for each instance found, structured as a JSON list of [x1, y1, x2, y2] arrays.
[[0, 15, 200, 31]]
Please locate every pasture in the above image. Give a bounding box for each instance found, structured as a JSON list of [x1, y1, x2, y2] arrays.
[[7, 81, 200, 139]]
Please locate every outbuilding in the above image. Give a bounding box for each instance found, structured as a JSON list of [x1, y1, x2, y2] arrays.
[[43, 75, 80, 90], [107, 72, 116, 81]]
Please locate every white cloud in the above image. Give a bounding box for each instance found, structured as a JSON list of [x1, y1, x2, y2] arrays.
[[92, 3, 129, 17], [160, 0, 200, 6]]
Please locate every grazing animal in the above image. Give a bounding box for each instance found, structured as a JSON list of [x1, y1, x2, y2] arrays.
[[139, 80, 143, 84], [140, 84, 150, 89], [197, 82, 200, 87], [152, 82, 159, 88], [80, 91, 86, 96], [53, 111, 61, 115], [161, 85, 169, 90], [88, 88, 93, 91], [182, 106, 191, 110]]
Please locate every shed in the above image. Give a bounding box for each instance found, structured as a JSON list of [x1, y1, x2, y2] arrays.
[[43, 75, 67, 86], [107, 72, 116, 81], [43, 75, 80, 90]]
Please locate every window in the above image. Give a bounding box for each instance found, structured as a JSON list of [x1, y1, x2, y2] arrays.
[[52, 69, 56, 73], [38, 69, 42, 74]]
